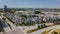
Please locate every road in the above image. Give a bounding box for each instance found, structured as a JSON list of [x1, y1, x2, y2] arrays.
[[3, 15, 60, 34], [3, 16, 27, 34], [29, 25, 60, 34]]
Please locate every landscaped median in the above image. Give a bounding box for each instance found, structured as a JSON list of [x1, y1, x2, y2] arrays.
[[27, 26, 47, 33], [27, 28, 40, 33]]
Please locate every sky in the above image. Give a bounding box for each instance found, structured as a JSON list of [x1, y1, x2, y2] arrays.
[[0, 0, 60, 8]]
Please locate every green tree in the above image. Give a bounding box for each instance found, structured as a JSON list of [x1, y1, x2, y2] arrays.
[[38, 25, 40, 29], [35, 10, 41, 14]]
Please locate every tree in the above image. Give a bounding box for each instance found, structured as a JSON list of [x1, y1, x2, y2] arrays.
[[41, 25, 43, 28], [43, 24, 46, 27], [35, 10, 41, 14], [38, 25, 41, 29]]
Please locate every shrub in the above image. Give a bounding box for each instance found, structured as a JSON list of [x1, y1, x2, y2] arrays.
[[41, 25, 44, 28], [43, 24, 46, 27], [53, 31, 58, 34], [7, 23, 12, 30], [2, 17, 6, 21]]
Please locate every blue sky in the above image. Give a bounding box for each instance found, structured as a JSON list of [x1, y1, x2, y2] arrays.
[[0, 0, 60, 8]]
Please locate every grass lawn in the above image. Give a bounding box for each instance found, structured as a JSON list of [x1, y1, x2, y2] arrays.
[[51, 29, 60, 34], [27, 28, 40, 33], [42, 29, 52, 34], [45, 23, 55, 27]]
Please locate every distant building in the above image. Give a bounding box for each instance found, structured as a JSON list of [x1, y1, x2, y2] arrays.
[[4, 5, 7, 12]]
